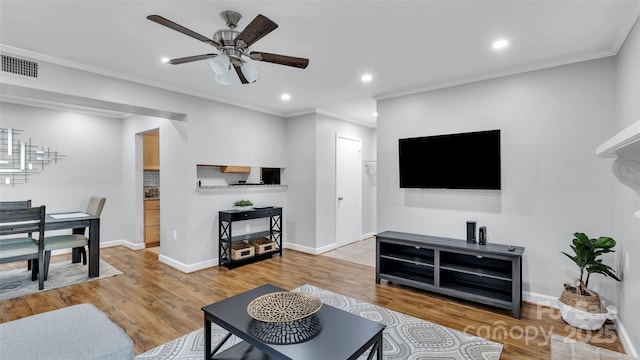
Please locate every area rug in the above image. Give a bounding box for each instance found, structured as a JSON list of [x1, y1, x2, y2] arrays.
[[136, 284, 503, 359], [322, 237, 376, 267], [0, 259, 123, 301]]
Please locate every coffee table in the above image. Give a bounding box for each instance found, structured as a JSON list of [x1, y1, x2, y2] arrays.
[[202, 284, 385, 360]]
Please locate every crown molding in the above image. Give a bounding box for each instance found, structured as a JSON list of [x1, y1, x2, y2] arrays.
[[0, 44, 283, 118], [374, 50, 617, 101], [284, 108, 376, 128]]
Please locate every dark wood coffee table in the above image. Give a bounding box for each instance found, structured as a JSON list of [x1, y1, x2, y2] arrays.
[[202, 284, 385, 360]]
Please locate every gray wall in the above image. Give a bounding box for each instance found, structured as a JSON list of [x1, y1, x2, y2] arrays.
[[1, 60, 289, 270], [285, 111, 377, 253], [1, 57, 377, 267], [377, 57, 617, 301], [613, 16, 640, 352], [0, 103, 125, 243], [284, 113, 317, 249], [315, 113, 377, 249]]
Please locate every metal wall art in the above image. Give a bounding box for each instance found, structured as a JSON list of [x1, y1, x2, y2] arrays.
[[0, 128, 66, 186]]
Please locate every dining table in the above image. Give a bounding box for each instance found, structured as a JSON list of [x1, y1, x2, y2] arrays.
[[45, 212, 100, 277]]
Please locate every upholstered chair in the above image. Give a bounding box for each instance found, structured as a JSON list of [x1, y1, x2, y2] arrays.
[[42, 196, 106, 280]]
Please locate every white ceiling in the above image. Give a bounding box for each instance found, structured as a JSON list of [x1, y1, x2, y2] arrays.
[[1, 1, 639, 127]]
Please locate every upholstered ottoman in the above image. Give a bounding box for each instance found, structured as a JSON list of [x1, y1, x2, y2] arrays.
[[0, 303, 134, 360]]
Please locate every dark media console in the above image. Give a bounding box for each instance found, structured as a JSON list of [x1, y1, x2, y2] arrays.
[[375, 231, 525, 318]]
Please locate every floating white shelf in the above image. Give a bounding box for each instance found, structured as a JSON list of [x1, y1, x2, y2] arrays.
[[596, 120, 640, 218], [196, 184, 288, 193]]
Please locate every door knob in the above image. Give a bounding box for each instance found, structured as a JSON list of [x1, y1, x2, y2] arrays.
[[338, 196, 344, 200]]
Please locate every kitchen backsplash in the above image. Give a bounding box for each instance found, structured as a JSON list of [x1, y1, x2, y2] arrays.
[[143, 171, 160, 187]]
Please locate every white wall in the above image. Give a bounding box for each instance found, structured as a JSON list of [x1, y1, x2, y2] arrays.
[[613, 16, 640, 353], [0, 103, 124, 243], [377, 58, 617, 301]]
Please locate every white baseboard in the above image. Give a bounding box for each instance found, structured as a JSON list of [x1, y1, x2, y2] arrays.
[[158, 254, 218, 273], [361, 232, 375, 240], [523, 291, 559, 308], [524, 291, 638, 357], [50, 239, 143, 256], [102, 239, 144, 250], [611, 313, 639, 357], [283, 242, 334, 255]]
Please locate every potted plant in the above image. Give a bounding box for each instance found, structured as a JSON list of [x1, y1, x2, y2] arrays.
[[557, 232, 621, 330], [233, 199, 253, 211]]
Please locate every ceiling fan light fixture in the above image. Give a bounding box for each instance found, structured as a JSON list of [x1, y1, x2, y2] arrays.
[[210, 54, 231, 75], [215, 68, 233, 86], [492, 39, 509, 50], [241, 61, 260, 83]]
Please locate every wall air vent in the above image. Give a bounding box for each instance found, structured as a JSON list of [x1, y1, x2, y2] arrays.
[[1, 54, 39, 78]]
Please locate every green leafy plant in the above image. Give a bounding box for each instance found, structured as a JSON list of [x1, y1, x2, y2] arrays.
[[233, 199, 253, 207], [562, 232, 621, 294]]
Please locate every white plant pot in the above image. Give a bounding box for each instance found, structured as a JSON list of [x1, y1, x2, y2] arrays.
[[235, 206, 252, 211], [557, 300, 617, 330]]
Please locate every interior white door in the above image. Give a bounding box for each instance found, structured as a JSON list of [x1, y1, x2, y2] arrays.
[[336, 135, 362, 247]]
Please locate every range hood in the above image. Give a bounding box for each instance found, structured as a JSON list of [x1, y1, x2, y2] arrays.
[[596, 120, 640, 219]]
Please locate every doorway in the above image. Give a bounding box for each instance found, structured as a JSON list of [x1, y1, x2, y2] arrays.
[[335, 134, 362, 247], [143, 131, 160, 249]]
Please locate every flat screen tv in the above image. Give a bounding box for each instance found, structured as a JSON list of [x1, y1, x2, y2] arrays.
[[399, 129, 501, 190]]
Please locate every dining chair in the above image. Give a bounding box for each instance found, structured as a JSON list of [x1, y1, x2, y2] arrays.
[[0, 200, 32, 210], [0, 205, 46, 290], [0, 200, 35, 270], [42, 196, 106, 280]]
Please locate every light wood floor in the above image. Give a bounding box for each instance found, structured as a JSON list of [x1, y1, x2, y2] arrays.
[[0, 246, 626, 359]]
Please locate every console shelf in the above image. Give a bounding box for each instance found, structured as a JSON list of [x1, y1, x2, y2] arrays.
[[219, 207, 283, 270], [376, 231, 525, 318]]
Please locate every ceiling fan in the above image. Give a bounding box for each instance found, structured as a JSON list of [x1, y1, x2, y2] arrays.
[[147, 11, 309, 85]]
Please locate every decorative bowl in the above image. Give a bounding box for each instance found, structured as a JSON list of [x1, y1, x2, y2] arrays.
[[247, 291, 322, 323]]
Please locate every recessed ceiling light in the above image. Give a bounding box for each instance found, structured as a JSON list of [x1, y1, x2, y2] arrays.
[[372, 112, 378, 117], [361, 74, 373, 83], [161, 57, 170, 63], [492, 39, 509, 50], [281, 93, 291, 101]]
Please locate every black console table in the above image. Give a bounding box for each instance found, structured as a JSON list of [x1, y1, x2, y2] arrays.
[[219, 207, 282, 269], [375, 231, 525, 318]]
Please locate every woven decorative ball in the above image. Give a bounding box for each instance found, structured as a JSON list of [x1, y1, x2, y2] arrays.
[[247, 291, 322, 323]]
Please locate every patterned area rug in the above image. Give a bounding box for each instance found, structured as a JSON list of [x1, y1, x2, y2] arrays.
[[0, 259, 122, 301], [136, 284, 503, 359]]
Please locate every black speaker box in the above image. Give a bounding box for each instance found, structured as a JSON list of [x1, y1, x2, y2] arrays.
[[466, 221, 476, 244]]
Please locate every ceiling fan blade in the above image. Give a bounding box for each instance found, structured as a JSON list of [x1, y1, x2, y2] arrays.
[[167, 54, 218, 65], [147, 15, 220, 47], [250, 52, 309, 69], [235, 14, 278, 48], [233, 65, 250, 84]]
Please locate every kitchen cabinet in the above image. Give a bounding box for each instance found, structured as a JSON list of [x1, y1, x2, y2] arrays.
[[144, 200, 160, 247], [220, 166, 250, 173], [143, 133, 160, 171]]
